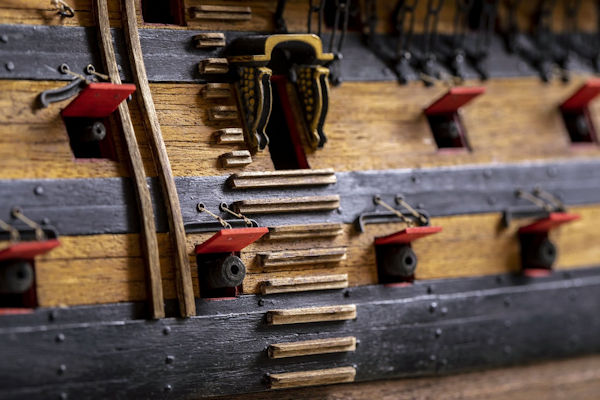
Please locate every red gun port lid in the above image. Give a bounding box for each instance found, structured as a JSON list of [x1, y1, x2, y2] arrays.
[[195, 227, 269, 254], [375, 226, 443, 245], [0, 239, 61, 262]]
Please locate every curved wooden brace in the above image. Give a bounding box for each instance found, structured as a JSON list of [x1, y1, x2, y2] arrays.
[[93, 0, 164, 318], [122, 0, 196, 317]]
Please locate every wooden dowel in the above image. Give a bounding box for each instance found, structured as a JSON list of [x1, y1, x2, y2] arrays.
[[92, 0, 164, 318], [121, 0, 196, 317]]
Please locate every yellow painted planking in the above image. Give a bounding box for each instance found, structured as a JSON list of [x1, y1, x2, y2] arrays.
[[10, 205, 599, 307]]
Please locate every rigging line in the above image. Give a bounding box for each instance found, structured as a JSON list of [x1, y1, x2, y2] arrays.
[[11, 208, 45, 241]]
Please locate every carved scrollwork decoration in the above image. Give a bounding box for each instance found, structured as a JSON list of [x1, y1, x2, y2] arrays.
[[236, 66, 273, 153], [295, 65, 330, 149], [226, 34, 334, 153]]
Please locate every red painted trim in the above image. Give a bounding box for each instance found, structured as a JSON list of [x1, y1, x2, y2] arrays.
[[425, 86, 485, 115], [560, 79, 600, 111], [0, 239, 61, 262], [375, 226, 443, 245], [61, 83, 136, 118], [271, 75, 310, 169], [195, 228, 269, 254], [518, 213, 580, 234], [523, 269, 552, 278], [0, 308, 35, 316]]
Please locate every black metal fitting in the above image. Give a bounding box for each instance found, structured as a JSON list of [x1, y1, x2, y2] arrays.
[[378, 244, 417, 278], [81, 121, 107, 143], [198, 253, 246, 290], [0, 260, 34, 294], [520, 234, 557, 270]]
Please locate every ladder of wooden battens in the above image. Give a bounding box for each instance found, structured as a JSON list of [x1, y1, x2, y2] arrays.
[[93, 0, 164, 318], [122, 0, 195, 317]]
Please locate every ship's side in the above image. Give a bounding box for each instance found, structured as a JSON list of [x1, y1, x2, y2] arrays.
[[0, 1, 600, 399]]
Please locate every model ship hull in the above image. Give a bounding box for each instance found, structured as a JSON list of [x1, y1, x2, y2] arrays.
[[1, 0, 600, 398]]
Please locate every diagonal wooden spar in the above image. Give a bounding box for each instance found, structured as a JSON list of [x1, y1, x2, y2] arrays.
[[92, 0, 164, 318], [121, 0, 196, 317]]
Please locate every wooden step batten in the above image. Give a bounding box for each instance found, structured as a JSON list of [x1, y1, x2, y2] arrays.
[[93, 0, 164, 318], [257, 247, 347, 268], [260, 274, 349, 295], [232, 195, 340, 214], [189, 5, 252, 21], [266, 305, 357, 325], [214, 127, 245, 144], [266, 223, 344, 240], [267, 366, 357, 389], [228, 169, 337, 189], [268, 337, 357, 359], [122, 0, 195, 317]]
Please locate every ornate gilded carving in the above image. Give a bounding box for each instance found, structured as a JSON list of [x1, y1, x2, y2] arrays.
[[295, 65, 330, 149], [236, 66, 273, 153], [227, 34, 334, 153]]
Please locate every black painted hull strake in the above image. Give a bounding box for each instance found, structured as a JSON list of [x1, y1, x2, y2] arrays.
[[1, 23, 598, 83], [0, 160, 599, 236], [0, 267, 599, 399]]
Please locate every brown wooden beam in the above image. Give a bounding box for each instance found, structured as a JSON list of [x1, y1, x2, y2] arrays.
[[122, 0, 196, 317], [93, 0, 164, 318]]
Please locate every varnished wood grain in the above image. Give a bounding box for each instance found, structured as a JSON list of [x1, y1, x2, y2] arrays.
[[266, 305, 357, 325], [260, 273, 348, 295], [3, 0, 597, 35], [267, 223, 344, 240], [258, 247, 347, 268], [229, 168, 336, 189], [309, 78, 600, 171], [94, 0, 164, 318], [233, 195, 341, 214], [268, 336, 356, 359], [268, 366, 356, 389], [13, 204, 600, 306], [122, 0, 195, 317], [4, 77, 600, 179], [206, 354, 600, 400]]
